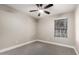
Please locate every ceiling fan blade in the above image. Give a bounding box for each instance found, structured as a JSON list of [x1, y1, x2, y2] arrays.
[[36, 4, 40, 7], [40, 4, 43, 7], [38, 13, 40, 16], [44, 11, 50, 14], [44, 4, 53, 9], [29, 10, 38, 12]]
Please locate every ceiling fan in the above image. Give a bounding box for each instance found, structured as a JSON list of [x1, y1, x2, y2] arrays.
[[29, 4, 53, 16]]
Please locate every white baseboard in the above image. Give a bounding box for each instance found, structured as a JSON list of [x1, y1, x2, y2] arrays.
[[73, 48, 79, 55], [0, 40, 37, 53], [37, 40, 74, 48]]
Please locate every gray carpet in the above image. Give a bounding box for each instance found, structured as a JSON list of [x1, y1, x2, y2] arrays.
[[0, 41, 76, 55]]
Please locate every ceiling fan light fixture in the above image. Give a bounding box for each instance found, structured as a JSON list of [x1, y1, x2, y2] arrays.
[[38, 9, 44, 13], [29, 4, 54, 16]]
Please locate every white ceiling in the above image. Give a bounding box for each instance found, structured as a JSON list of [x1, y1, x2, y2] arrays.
[[0, 4, 77, 19]]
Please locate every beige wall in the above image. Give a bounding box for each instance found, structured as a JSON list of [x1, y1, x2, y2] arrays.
[[38, 11, 75, 47], [75, 5, 79, 52], [0, 11, 36, 50]]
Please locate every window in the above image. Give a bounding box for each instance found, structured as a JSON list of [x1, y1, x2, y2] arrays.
[[54, 18, 67, 37]]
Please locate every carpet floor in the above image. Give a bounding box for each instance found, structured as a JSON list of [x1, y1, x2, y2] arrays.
[[0, 41, 76, 55]]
